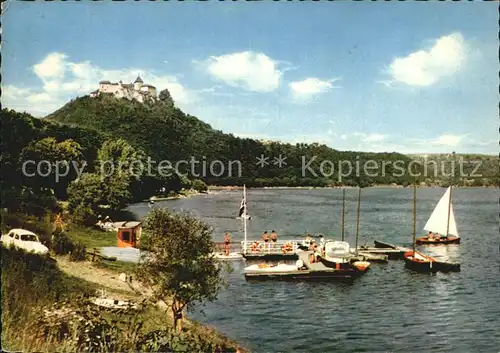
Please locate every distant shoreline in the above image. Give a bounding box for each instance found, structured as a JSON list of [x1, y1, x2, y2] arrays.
[[207, 185, 496, 191]]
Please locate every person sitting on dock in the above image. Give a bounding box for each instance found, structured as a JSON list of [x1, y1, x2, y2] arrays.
[[224, 232, 232, 256], [309, 244, 321, 263]]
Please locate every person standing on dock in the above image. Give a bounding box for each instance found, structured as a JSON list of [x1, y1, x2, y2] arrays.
[[271, 230, 278, 248], [262, 231, 270, 252], [224, 232, 231, 256]]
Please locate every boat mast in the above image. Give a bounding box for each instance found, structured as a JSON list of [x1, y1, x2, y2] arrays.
[[446, 152, 455, 237], [355, 187, 361, 255], [341, 188, 345, 242], [412, 179, 417, 255], [446, 185, 452, 237], [243, 184, 247, 255]]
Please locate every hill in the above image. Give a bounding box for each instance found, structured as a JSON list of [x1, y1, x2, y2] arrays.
[[47, 94, 423, 187]]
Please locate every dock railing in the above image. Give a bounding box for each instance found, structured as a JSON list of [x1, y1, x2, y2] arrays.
[[239, 239, 305, 255]]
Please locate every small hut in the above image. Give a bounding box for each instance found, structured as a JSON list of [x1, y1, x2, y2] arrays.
[[116, 221, 142, 248]]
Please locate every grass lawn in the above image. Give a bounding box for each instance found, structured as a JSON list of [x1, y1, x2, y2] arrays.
[[66, 225, 117, 249], [95, 259, 138, 274]]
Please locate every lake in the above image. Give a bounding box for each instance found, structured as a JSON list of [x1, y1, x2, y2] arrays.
[[128, 187, 500, 353]]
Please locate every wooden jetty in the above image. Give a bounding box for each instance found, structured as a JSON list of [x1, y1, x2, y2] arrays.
[[363, 240, 412, 260], [353, 251, 389, 262], [244, 251, 367, 281]]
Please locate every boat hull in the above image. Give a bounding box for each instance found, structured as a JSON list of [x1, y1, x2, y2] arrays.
[[415, 236, 460, 245], [403, 251, 460, 273], [374, 240, 397, 249], [317, 256, 370, 273], [213, 252, 244, 260], [244, 269, 361, 281]]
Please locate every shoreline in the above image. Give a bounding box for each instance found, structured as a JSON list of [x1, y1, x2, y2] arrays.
[[144, 190, 208, 202], [55, 255, 247, 352], [207, 185, 497, 191]]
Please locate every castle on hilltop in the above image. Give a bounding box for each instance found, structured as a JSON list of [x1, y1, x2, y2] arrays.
[[90, 74, 158, 103]]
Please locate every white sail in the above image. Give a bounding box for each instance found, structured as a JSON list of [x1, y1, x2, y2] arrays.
[[423, 187, 459, 237]]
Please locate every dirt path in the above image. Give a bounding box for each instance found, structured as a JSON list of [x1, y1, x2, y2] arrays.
[[56, 257, 149, 300]]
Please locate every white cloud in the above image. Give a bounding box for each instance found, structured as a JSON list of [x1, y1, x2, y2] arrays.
[[289, 77, 340, 97], [388, 32, 467, 86], [3, 52, 194, 116], [354, 132, 388, 143], [33, 52, 68, 80], [429, 134, 465, 147], [201, 51, 282, 92], [26, 92, 52, 103]]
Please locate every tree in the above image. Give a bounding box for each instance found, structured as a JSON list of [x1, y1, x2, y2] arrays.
[[158, 88, 175, 108], [137, 208, 224, 330], [97, 138, 146, 179], [67, 172, 132, 224], [20, 137, 84, 199]]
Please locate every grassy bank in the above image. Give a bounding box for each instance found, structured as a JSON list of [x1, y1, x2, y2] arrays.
[[1, 212, 247, 352]]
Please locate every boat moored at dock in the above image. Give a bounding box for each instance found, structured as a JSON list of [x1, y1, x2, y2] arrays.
[[403, 250, 460, 273], [244, 242, 370, 281]]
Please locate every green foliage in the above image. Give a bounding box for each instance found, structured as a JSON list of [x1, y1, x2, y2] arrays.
[[1, 245, 95, 324], [137, 326, 241, 352], [51, 230, 75, 255], [97, 138, 146, 178], [1, 108, 103, 212], [67, 172, 132, 224], [192, 179, 208, 193], [71, 204, 99, 226], [69, 241, 87, 262], [158, 88, 175, 108], [137, 208, 223, 329]]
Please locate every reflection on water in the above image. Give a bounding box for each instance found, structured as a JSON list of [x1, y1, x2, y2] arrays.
[[128, 187, 500, 353], [425, 244, 461, 262]]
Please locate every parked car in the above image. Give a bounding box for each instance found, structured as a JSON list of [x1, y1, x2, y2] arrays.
[[0, 228, 49, 255]]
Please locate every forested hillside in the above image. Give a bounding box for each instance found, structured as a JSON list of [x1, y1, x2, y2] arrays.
[[47, 94, 423, 187]]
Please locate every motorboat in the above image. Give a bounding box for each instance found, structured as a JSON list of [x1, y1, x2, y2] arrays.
[[317, 241, 371, 272]]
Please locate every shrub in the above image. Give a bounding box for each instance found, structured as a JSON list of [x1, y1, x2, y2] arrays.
[[71, 205, 98, 226], [192, 179, 208, 193], [69, 242, 86, 262], [51, 231, 75, 255]]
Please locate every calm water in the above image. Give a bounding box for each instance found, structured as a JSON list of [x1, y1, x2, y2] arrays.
[[128, 188, 500, 353]]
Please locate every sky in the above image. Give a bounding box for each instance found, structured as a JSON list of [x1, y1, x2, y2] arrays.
[[2, 1, 498, 154]]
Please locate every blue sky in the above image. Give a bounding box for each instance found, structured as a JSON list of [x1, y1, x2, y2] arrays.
[[2, 1, 497, 154]]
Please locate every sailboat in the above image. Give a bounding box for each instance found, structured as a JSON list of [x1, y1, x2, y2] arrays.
[[403, 182, 460, 273], [416, 186, 460, 245], [237, 185, 251, 220]]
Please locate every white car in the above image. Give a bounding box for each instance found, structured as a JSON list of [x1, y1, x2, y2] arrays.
[[1, 228, 49, 255]]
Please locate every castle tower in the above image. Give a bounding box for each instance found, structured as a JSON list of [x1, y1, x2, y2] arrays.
[[133, 74, 143, 91]]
